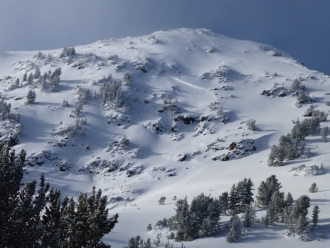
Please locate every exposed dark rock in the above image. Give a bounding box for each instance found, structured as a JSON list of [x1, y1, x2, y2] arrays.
[[177, 154, 187, 162], [228, 142, 237, 150]]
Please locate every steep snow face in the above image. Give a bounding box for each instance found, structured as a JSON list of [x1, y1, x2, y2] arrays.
[[1, 28, 330, 247]]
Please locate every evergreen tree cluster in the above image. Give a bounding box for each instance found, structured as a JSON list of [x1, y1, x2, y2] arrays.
[[268, 116, 324, 166], [304, 105, 328, 121], [256, 175, 319, 236], [23, 67, 62, 92], [0, 99, 20, 122], [123, 235, 151, 248], [226, 178, 254, 214], [72, 85, 90, 115], [152, 179, 253, 242], [290, 78, 305, 92], [0, 145, 118, 247], [60, 47, 76, 58], [94, 74, 129, 111]]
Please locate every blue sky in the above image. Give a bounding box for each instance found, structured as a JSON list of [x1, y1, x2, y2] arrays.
[[1, 0, 330, 74]]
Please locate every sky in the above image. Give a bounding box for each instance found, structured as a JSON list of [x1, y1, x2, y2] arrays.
[[1, 0, 330, 74]]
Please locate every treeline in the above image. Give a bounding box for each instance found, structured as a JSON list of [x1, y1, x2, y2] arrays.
[[141, 175, 319, 244], [0, 145, 118, 247], [268, 111, 327, 166]]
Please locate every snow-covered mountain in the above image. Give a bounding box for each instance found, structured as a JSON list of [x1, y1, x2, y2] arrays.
[[1, 28, 329, 247]]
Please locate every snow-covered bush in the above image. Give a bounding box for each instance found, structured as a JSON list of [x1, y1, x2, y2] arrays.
[[7, 78, 20, 91], [296, 91, 313, 104], [33, 51, 51, 61], [62, 99, 69, 108], [108, 54, 118, 64], [0, 99, 19, 122], [25, 90, 36, 104], [246, 119, 256, 131], [290, 78, 305, 92], [59, 47, 75, 58], [158, 196, 166, 205], [119, 135, 129, 149], [309, 183, 318, 193], [123, 72, 132, 86], [72, 85, 89, 115]]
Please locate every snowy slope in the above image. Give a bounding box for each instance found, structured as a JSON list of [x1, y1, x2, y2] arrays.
[[0, 28, 329, 247]]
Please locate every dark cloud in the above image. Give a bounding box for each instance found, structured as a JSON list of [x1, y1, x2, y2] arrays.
[[1, 0, 330, 73]]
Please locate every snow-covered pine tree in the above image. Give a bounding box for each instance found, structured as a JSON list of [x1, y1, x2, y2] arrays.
[[25, 89, 36, 104], [62, 99, 69, 107], [243, 204, 256, 227], [40, 186, 61, 247], [256, 175, 282, 207], [295, 214, 306, 235], [219, 191, 229, 215], [284, 206, 294, 234], [321, 126, 328, 142], [270, 191, 285, 222], [311, 205, 320, 228], [34, 68, 41, 79], [159, 196, 166, 205], [267, 145, 278, 166], [27, 72, 34, 86], [123, 72, 132, 86], [228, 184, 240, 214], [309, 182, 318, 193], [23, 72, 27, 81], [236, 178, 254, 211], [217, 105, 224, 117], [266, 202, 276, 225], [226, 214, 241, 242], [61, 187, 118, 247], [292, 195, 310, 220]]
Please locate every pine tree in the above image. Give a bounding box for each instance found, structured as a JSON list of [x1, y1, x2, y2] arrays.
[[226, 214, 241, 242], [0, 144, 118, 247], [23, 72, 27, 81], [123, 72, 132, 86], [284, 206, 294, 234], [219, 192, 229, 215], [295, 214, 306, 235], [34, 68, 41, 78], [309, 182, 318, 193], [285, 192, 294, 206], [25, 90, 36, 104], [243, 204, 256, 227], [321, 126, 328, 142], [312, 205, 320, 228], [270, 191, 285, 222], [292, 195, 310, 220], [62, 99, 69, 107], [27, 72, 34, 86], [256, 175, 282, 207], [145, 238, 151, 248], [228, 184, 240, 214], [266, 202, 276, 225], [159, 196, 166, 205]]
